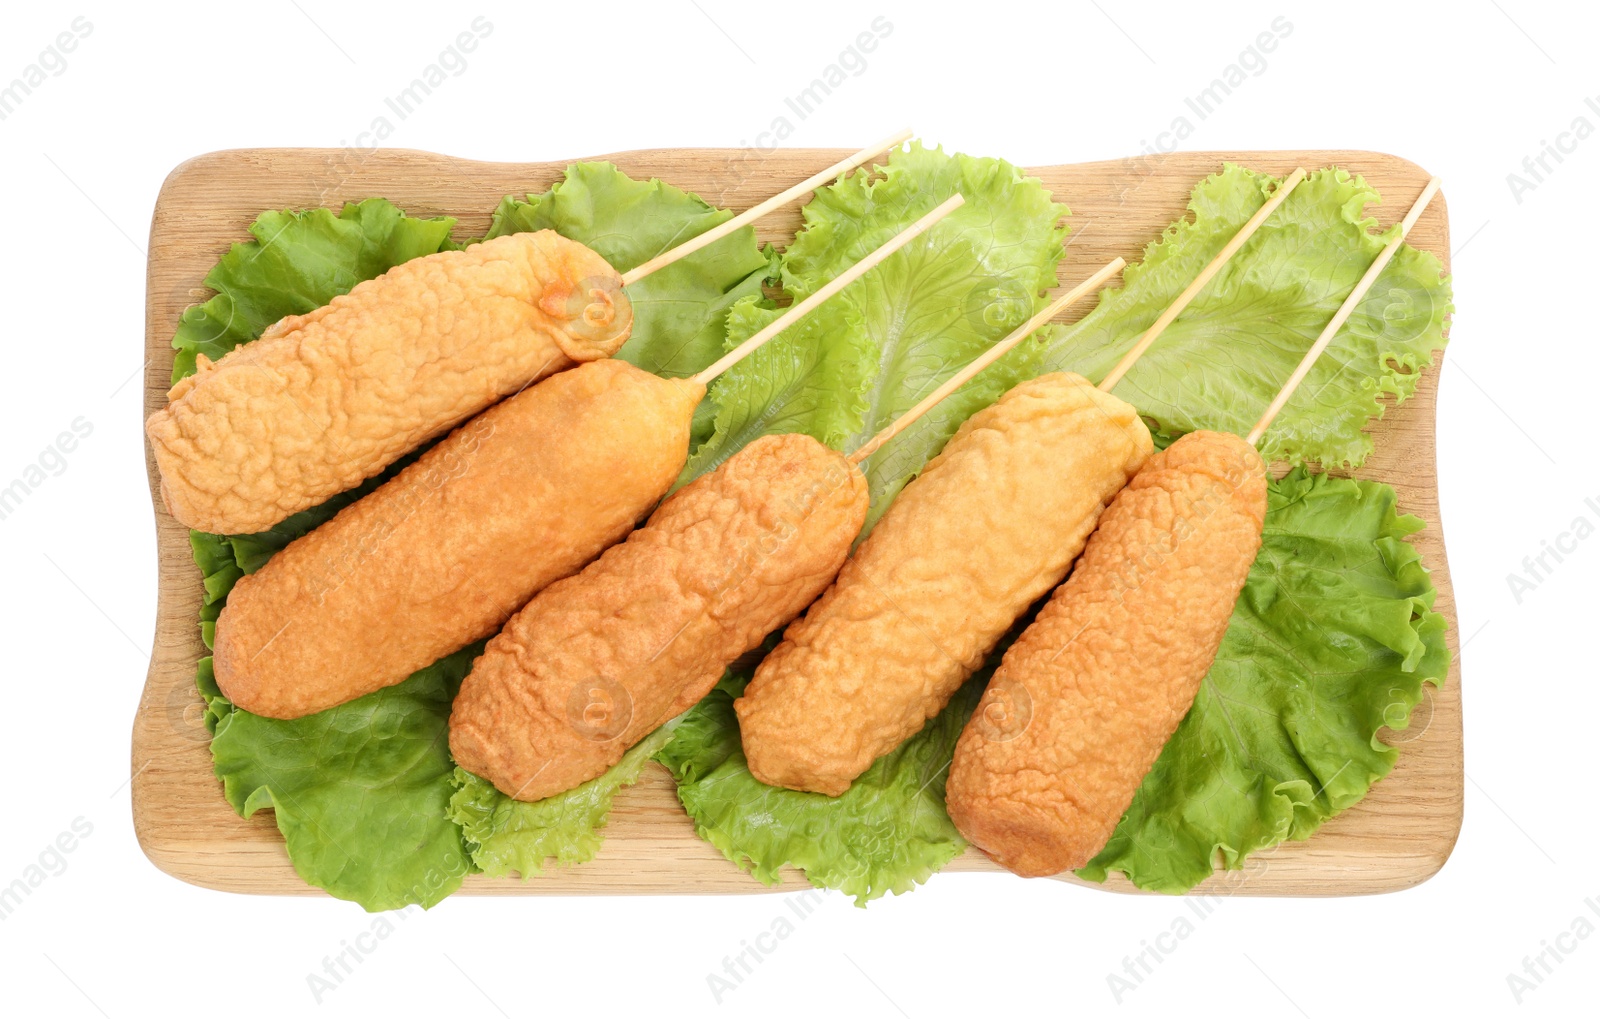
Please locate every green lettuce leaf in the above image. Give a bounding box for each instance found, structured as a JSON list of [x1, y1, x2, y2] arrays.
[[447, 723, 678, 878], [176, 168, 769, 910], [682, 142, 1070, 529], [655, 673, 983, 906], [169, 198, 459, 382], [1023, 165, 1452, 468], [1078, 467, 1451, 891], [200, 646, 480, 911]]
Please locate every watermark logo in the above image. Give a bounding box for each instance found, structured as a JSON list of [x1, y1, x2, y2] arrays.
[[1105, 847, 1276, 1003], [552, 274, 632, 353], [0, 17, 93, 123], [962, 275, 1036, 334], [1120, 17, 1294, 184], [566, 677, 632, 742], [1505, 494, 1600, 604], [706, 887, 828, 1004], [303, 848, 470, 1002], [970, 675, 1032, 742], [1505, 897, 1600, 1004], [712, 17, 895, 206], [306, 907, 418, 1003], [308, 17, 495, 203], [167, 679, 214, 743], [0, 417, 94, 523], [1353, 271, 1439, 347], [782, 18, 894, 122], [0, 817, 94, 922], [1378, 684, 1435, 746], [1506, 96, 1598, 205]]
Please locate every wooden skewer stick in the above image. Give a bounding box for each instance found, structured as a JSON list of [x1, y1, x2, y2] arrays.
[[621, 128, 914, 287], [1098, 167, 1308, 393], [691, 194, 964, 387], [848, 256, 1127, 465], [1245, 176, 1442, 447]]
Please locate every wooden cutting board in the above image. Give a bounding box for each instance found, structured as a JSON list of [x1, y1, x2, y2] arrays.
[[130, 147, 1460, 900]]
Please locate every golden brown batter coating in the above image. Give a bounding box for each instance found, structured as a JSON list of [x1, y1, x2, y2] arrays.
[[450, 434, 867, 800], [946, 430, 1267, 877], [149, 230, 630, 534], [213, 359, 699, 720], [451, 431, 864, 799], [734, 373, 1153, 796]]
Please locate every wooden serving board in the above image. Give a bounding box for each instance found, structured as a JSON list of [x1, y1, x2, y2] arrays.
[[131, 147, 1460, 899]]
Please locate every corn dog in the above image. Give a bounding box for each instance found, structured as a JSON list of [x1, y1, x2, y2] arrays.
[[213, 359, 701, 719], [735, 373, 1152, 795], [945, 431, 1266, 875], [450, 434, 867, 800], [150, 232, 630, 535]]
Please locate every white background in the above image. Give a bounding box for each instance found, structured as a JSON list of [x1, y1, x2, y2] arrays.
[[0, 2, 1593, 1016]]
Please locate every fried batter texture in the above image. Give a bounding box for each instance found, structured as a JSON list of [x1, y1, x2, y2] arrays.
[[149, 230, 630, 534], [213, 359, 699, 719], [735, 373, 1154, 796], [450, 433, 868, 800], [946, 430, 1267, 876]]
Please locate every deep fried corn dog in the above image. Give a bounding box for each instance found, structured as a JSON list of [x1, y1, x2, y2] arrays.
[[450, 434, 868, 800], [734, 373, 1153, 796], [946, 431, 1267, 876], [213, 359, 700, 719], [150, 231, 630, 534]]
